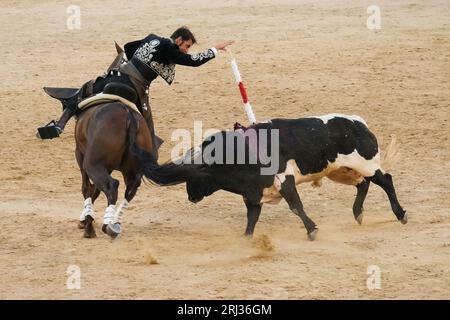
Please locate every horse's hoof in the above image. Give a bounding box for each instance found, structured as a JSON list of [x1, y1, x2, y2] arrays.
[[83, 216, 96, 238], [78, 220, 86, 229], [400, 212, 408, 225], [83, 228, 97, 238], [307, 228, 318, 241], [355, 213, 364, 225], [103, 223, 121, 239]]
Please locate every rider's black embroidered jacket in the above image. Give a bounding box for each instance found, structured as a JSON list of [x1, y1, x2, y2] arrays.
[[124, 34, 217, 85]]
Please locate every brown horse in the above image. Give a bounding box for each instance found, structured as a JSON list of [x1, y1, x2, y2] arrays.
[[74, 101, 169, 238]]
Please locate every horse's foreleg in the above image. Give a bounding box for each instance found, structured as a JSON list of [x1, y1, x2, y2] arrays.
[[99, 174, 120, 238], [104, 173, 142, 239]]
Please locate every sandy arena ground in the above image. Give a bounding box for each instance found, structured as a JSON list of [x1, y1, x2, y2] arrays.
[[0, 0, 449, 299]]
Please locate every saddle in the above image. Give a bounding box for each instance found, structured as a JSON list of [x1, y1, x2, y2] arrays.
[[77, 83, 139, 113], [43, 87, 79, 101], [39, 82, 140, 140]]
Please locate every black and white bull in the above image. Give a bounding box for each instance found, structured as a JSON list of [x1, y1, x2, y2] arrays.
[[139, 114, 407, 241]]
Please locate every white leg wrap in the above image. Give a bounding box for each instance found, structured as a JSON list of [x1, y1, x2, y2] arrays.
[[103, 204, 116, 225], [80, 197, 94, 221], [114, 199, 129, 224]]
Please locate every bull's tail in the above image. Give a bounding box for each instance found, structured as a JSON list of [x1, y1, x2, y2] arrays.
[[127, 111, 191, 186], [381, 135, 401, 173]]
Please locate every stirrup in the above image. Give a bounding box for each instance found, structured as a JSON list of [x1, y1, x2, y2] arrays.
[[36, 120, 62, 139]]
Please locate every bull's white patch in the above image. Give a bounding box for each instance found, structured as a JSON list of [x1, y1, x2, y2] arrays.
[[274, 161, 296, 190], [314, 113, 368, 126], [261, 150, 381, 204], [331, 149, 380, 177]]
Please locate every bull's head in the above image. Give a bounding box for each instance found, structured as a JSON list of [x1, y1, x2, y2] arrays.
[[186, 170, 219, 203]]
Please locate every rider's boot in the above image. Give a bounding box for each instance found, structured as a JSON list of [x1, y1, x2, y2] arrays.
[[36, 96, 79, 139], [54, 98, 78, 134], [37, 78, 96, 139]]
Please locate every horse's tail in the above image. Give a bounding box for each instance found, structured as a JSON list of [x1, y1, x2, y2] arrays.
[[127, 111, 191, 186]]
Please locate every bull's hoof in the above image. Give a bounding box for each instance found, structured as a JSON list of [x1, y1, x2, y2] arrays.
[[102, 223, 121, 239], [400, 212, 408, 225], [355, 213, 364, 225], [307, 228, 318, 241]]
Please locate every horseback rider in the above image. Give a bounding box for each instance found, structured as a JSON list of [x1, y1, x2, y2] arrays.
[[38, 26, 233, 158]]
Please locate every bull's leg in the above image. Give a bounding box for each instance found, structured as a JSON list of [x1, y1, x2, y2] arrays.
[[278, 175, 318, 240], [353, 180, 370, 225], [104, 172, 142, 238], [367, 169, 407, 224], [243, 198, 262, 236]]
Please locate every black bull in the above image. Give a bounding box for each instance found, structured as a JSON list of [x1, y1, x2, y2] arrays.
[[139, 115, 407, 241]]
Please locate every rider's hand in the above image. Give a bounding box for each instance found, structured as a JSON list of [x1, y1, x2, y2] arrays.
[[214, 40, 234, 52]]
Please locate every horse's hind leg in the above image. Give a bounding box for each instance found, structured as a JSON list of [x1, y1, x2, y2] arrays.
[[367, 169, 407, 224], [83, 162, 120, 237], [75, 148, 99, 238]]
